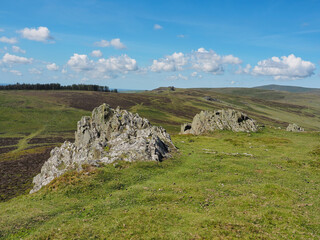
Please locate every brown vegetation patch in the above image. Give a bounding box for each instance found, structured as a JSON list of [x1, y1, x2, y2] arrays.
[[0, 146, 17, 154], [28, 137, 74, 144], [0, 147, 51, 201], [0, 137, 21, 147]]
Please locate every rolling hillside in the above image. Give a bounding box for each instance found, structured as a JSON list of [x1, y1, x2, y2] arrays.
[[253, 84, 320, 93], [0, 88, 319, 239]]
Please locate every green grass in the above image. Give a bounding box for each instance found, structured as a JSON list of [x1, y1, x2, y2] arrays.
[[0, 128, 319, 239], [1, 88, 320, 239]]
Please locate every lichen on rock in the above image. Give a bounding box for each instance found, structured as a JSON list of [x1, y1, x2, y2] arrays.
[[30, 104, 175, 193], [180, 109, 258, 135]]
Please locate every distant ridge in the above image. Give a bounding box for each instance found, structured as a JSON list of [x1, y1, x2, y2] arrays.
[[254, 84, 320, 93]]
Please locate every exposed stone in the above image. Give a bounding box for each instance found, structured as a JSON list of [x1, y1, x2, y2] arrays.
[[286, 123, 304, 132], [180, 109, 258, 135], [31, 104, 175, 193], [204, 96, 221, 102]]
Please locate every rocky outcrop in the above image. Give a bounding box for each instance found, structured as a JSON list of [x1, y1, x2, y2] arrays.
[[31, 104, 175, 193], [286, 123, 304, 132], [181, 109, 258, 135]]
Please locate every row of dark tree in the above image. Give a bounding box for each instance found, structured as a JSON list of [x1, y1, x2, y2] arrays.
[[0, 83, 118, 92]]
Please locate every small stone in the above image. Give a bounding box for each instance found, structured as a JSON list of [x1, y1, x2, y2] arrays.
[[286, 123, 304, 132]]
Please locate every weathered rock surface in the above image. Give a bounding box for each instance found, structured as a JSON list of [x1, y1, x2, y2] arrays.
[[31, 104, 175, 193], [180, 109, 258, 135], [286, 123, 304, 132]]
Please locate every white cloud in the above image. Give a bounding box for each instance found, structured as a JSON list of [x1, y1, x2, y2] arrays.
[[94, 38, 126, 49], [191, 48, 242, 74], [151, 48, 242, 74], [2, 53, 32, 64], [191, 71, 198, 77], [19, 26, 52, 42], [0, 28, 4, 32], [96, 55, 137, 72], [46, 63, 59, 71], [67, 53, 138, 79], [10, 69, 22, 76], [167, 73, 188, 81], [12, 46, 26, 54], [0, 36, 18, 44], [252, 54, 316, 80], [67, 54, 94, 72], [29, 68, 42, 74], [91, 50, 103, 58], [177, 34, 185, 38], [236, 64, 251, 74], [150, 52, 187, 72], [154, 24, 163, 30], [61, 68, 67, 74]]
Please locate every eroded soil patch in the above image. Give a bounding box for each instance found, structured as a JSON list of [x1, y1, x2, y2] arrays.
[[0, 138, 21, 147], [0, 147, 52, 201]]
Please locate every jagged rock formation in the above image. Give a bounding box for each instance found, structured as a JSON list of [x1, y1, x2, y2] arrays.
[[31, 104, 175, 193], [286, 123, 304, 132], [181, 109, 258, 135]]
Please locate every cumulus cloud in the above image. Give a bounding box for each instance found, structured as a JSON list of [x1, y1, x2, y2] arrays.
[[29, 68, 42, 74], [67, 53, 138, 78], [2, 53, 32, 64], [19, 26, 52, 42], [191, 71, 198, 77], [191, 48, 242, 74], [10, 69, 22, 76], [67, 54, 94, 72], [96, 55, 138, 73], [167, 73, 188, 81], [46, 63, 59, 71], [236, 64, 251, 74], [150, 52, 187, 72], [0, 36, 18, 44], [91, 50, 103, 58], [12, 46, 26, 54], [151, 48, 242, 74], [252, 54, 316, 80], [154, 24, 163, 30], [94, 38, 126, 49]]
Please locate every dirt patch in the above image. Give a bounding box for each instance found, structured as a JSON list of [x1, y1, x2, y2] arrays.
[[28, 137, 74, 144], [0, 147, 51, 201], [0, 138, 21, 147], [0, 146, 18, 154]]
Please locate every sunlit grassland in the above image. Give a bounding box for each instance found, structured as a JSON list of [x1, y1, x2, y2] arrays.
[[0, 128, 319, 239]]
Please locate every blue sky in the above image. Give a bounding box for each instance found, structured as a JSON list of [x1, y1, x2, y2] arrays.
[[0, 0, 319, 89]]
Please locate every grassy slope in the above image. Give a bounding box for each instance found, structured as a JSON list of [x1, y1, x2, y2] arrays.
[[0, 129, 319, 239], [0, 88, 320, 239]]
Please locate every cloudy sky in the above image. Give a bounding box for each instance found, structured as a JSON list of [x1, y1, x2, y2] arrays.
[[0, 0, 319, 89]]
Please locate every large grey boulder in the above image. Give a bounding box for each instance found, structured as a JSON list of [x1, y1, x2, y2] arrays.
[[181, 109, 258, 135], [286, 123, 304, 132], [31, 104, 175, 193]]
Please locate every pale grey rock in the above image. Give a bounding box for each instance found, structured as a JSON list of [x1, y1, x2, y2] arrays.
[[286, 123, 304, 132], [31, 104, 175, 193], [181, 109, 258, 135]]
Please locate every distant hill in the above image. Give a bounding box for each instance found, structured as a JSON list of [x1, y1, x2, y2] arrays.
[[253, 84, 320, 93]]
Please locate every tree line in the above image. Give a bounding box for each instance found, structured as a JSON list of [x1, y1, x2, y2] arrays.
[[0, 83, 118, 92]]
